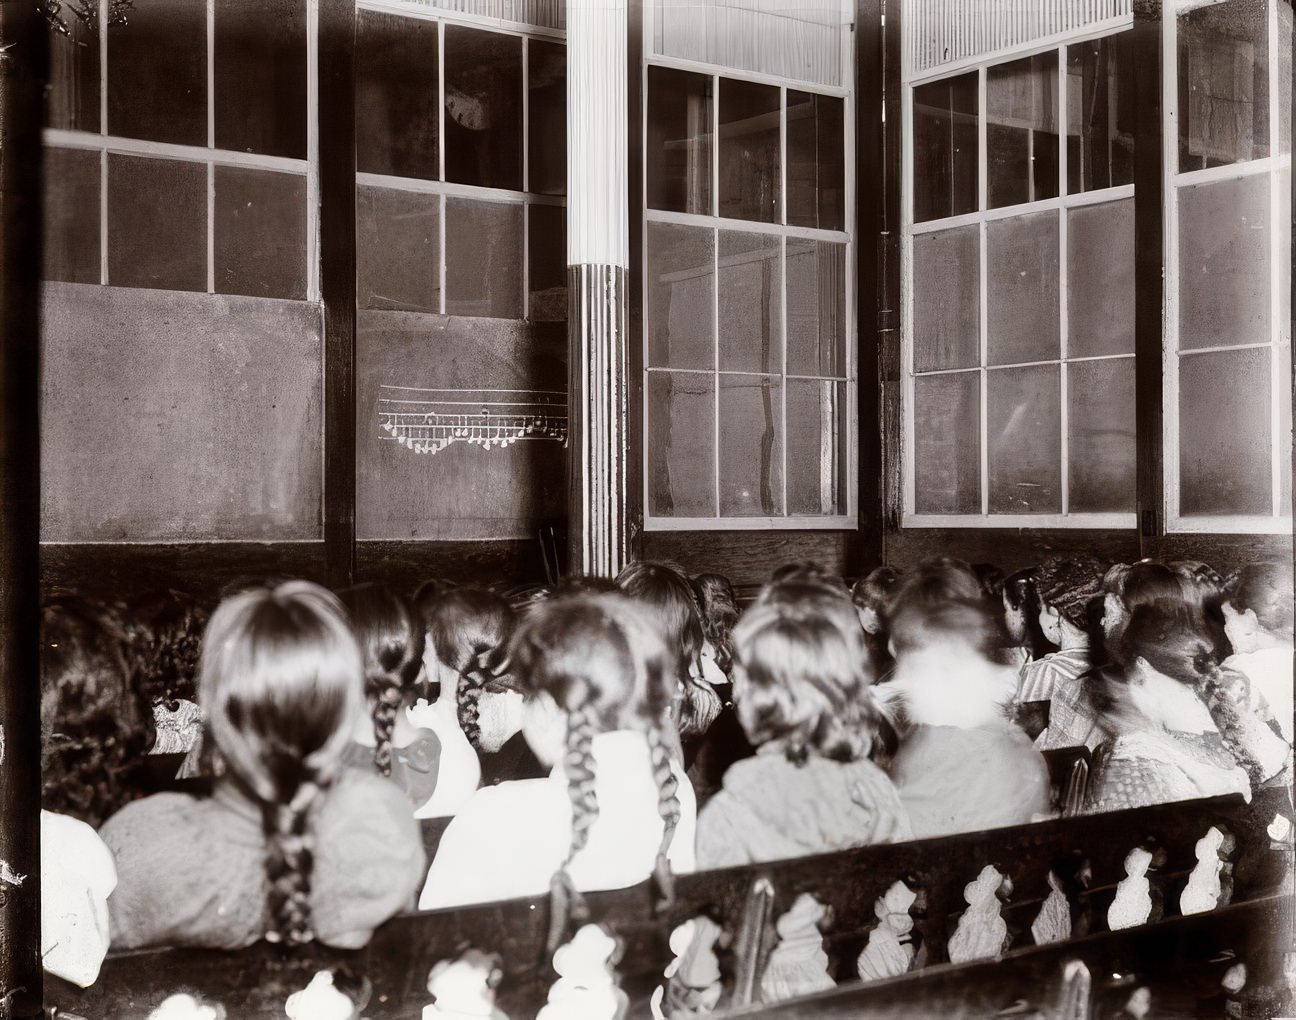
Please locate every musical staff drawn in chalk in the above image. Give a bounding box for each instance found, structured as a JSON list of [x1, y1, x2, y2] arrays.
[[377, 386, 569, 456]]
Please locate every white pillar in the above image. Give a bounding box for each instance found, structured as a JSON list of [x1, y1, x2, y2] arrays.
[[566, 0, 630, 577]]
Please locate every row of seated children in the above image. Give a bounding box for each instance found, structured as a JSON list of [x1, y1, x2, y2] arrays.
[[39, 553, 1292, 994]]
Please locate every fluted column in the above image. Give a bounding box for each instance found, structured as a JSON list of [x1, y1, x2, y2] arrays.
[[567, 0, 629, 577]]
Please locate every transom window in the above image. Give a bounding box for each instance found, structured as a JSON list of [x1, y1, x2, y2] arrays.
[[354, 3, 567, 321], [903, 28, 1138, 527], [643, 59, 854, 529]]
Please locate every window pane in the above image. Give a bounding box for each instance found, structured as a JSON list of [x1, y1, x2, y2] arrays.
[[1178, 0, 1270, 171], [718, 79, 780, 223], [987, 210, 1060, 365], [356, 10, 439, 180], [1066, 33, 1135, 193], [107, 0, 207, 146], [648, 372, 716, 517], [913, 371, 980, 514], [987, 52, 1059, 209], [913, 72, 978, 223], [1068, 199, 1134, 358], [787, 91, 844, 230], [529, 203, 567, 322], [647, 66, 713, 215], [214, 167, 307, 300], [445, 26, 523, 191], [43, 146, 100, 285], [913, 225, 979, 371], [1178, 173, 1270, 351], [718, 231, 780, 373], [647, 222, 714, 371], [719, 375, 783, 516], [1068, 358, 1135, 513], [214, 0, 307, 159], [786, 379, 847, 515], [46, 15, 99, 132], [528, 40, 567, 196], [444, 199, 523, 318], [357, 187, 440, 313], [106, 154, 206, 291], [988, 364, 1061, 513], [1179, 347, 1272, 516], [786, 240, 846, 377]]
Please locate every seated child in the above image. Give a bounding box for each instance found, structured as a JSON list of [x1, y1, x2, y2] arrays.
[[338, 583, 441, 809], [100, 582, 425, 950], [412, 586, 516, 811], [419, 592, 697, 918], [39, 595, 145, 987], [1083, 599, 1257, 813], [851, 566, 901, 681], [1222, 562, 1294, 745], [695, 582, 911, 868], [118, 589, 208, 758], [886, 593, 1051, 837]]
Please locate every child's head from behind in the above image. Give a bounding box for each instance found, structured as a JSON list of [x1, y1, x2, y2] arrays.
[[338, 583, 426, 774], [691, 572, 739, 679], [732, 588, 877, 763], [201, 581, 363, 944], [615, 560, 703, 679], [41, 594, 152, 826], [1223, 561, 1294, 654], [888, 594, 1003, 664], [1033, 556, 1105, 645], [851, 566, 901, 636]]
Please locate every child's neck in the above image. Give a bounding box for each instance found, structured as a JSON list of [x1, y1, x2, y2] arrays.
[[1055, 620, 1090, 652]]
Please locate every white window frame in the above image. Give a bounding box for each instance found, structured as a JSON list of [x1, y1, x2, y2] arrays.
[[356, 0, 566, 322], [43, 0, 321, 301], [1162, 0, 1292, 535], [640, 6, 857, 532], [900, 17, 1140, 530]]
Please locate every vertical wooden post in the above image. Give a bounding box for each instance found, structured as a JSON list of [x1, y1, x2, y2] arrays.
[[567, 0, 630, 578], [319, 0, 357, 590], [0, 1, 46, 1015], [879, 0, 904, 559], [1132, 0, 1164, 561]]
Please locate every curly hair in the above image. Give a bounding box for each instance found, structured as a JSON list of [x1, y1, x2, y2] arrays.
[[41, 594, 154, 827], [691, 573, 739, 675], [202, 582, 363, 945], [415, 586, 516, 750], [338, 584, 426, 776], [116, 589, 208, 711]]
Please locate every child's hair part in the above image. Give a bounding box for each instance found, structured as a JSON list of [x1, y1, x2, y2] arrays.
[[338, 583, 426, 775], [615, 560, 704, 680], [200, 581, 364, 945], [41, 593, 153, 826], [506, 593, 680, 948]]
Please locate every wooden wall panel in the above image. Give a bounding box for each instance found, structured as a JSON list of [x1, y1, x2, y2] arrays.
[[643, 530, 853, 586], [40, 283, 323, 542], [355, 310, 567, 540]]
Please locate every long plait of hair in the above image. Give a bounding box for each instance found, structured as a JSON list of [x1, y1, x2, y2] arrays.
[[262, 779, 324, 945], [547, 705, 598, 953], [646, 722, 681, 911], [366, 669, 403, 777], [1194, 669, 1267, 787], [456, 648, 493, 751]]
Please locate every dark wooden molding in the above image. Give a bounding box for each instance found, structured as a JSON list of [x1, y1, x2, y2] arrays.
[[643, 530, 855, 585], [626, 0, 646, 566], [1132, 0, 1165, 560], [854, 0, 886, 575], [0, 2, 48, 1012], [319, 0, 358, 589]]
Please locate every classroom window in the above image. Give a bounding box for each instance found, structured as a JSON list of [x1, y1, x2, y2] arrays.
[[354, 9, 566, 321], [645, 62, 853, 528], [41, 0, 314, 299], [1166, 0, 1292, 532], [905, 30, 1136, 526]]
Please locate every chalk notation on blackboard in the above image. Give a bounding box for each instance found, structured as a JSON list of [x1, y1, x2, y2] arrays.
[[377, 386, 569, 455]]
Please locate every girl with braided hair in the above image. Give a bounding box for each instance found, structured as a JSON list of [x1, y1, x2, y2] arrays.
[[100, 581, 425, 950], [695, 580, 910, 868], [418, 592, 696, 941], [337, 583, 441, 810], [1083, 597, 1262, 814]]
